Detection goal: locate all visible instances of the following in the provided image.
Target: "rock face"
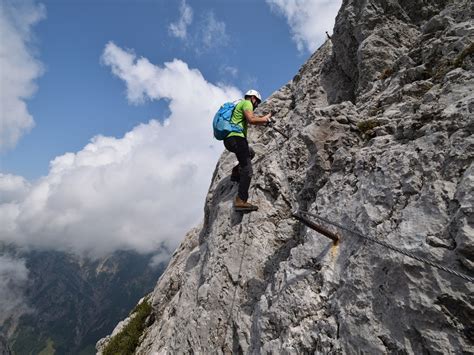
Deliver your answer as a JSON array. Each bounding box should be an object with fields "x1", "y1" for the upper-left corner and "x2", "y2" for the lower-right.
[{"x1": 99, "y1": 0, "x2": 474, "y2": 353}]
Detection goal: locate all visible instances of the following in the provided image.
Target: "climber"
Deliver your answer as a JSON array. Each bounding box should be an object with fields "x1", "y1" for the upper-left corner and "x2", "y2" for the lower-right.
[{"x1": 224, "y1": 89, "x2": 272, "y2": 212}]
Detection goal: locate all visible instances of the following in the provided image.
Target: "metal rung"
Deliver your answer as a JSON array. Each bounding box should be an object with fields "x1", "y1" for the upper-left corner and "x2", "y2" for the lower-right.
[{"x1": 292, "y1": 212, "x2": 339, "y2": 243}]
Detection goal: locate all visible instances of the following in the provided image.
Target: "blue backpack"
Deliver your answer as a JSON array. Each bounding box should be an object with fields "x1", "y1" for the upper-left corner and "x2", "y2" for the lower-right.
[{"x1": 212, "y1": 101, "x2": 243, "y2": 140}]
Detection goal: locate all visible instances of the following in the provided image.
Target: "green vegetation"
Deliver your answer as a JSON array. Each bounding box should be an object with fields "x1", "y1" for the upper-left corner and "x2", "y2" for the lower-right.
[
  {"x1": 357, "y1": 119, "x2": 380, "y2": 134},
  {"x1": 453, "y1": 42, "x2": 474, "y2": 68},
  {"x1": 78, "y1": 344, "x2": 97, "y2": 355},
  {"x1": 12, "y1": 326, "x2": 46, "y2": 355},
  {"x1": 379, "y1": 67, "x2": 394, "y2": 80},
  {"x1": 434, "y1": 43, "x2": 474, "y2": 80},
  {"x1": 433, "y1": 59, "x2": 452, "y2": 80},
  {"x1": 406, "y1": 81, "x2": 434, "y2": 99},
  {"x1": 368, "y1": 107, "x2": 383, "y2": 117},
  {"x1": 102, "y1": 298, "x2": 153, "y2": 355},
  {"x1": 39, "y1": 339, "x2": 56, "y2": 355}
]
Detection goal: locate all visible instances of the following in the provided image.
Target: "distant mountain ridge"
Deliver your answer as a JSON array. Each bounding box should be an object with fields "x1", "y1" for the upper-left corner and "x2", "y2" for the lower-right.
[{"x1": 0, "y1": 247, "x2": 164, "y2": 354}]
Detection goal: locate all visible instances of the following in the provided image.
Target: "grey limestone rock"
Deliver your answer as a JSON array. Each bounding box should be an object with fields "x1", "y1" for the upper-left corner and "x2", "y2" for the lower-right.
[{"x1": 98, "y1": 0, "x2": 474, "y2": 353}]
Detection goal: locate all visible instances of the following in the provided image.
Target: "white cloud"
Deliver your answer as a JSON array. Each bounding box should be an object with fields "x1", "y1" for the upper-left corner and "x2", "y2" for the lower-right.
[
  {"x1": 149, "y1": 248, "x2": 171, "y2": 268},
  {"x1": 168, "y1": 2, "x2": 229, "y2": 54},
  {"x1": 221, "y1": 66, "x2": 238, "y2": 78},
  {"x1": 0, "y1": 0, "x2": 45, "y2": 151},
  {"x1": 168, "y1": 0, "x2": 193, "y2": 40},
  {"x1": 0, "y1": 173, "x2": 31, "y2": 204},
  {"x1": 266, "y1": 0, "x2": 342, "y2": 52},
  {"x1": 199, "y1": 12, "x2": 229, "y2": 51},
  {"x1": 0, "y1": 255, "x2": 30, "y2": 324},
  {"x1": 0, "y1": 42, "x2": 241, "y2": 259}
]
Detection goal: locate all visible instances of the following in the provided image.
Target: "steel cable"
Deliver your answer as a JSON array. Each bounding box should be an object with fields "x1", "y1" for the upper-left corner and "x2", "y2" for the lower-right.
[{"x1": 297, "y1": 210, "x2": 474, "y2": 283}]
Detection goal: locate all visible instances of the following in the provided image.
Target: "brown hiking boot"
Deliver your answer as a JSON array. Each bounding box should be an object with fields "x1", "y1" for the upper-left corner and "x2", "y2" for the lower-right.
[{"x1": 234, "y1": 196, "x2": 258, "y2": 212}]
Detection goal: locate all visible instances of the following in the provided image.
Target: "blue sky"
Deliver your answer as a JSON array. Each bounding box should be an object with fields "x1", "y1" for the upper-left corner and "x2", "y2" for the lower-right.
[
  {"x1": 2, "y1": 0, "x2": 338, "y2": 179},
  {"x1": 0, "y1": 0, "x2": 341, "y2": 258}
]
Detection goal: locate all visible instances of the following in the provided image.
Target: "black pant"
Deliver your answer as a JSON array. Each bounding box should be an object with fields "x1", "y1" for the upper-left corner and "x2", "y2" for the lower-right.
[{"x1": 224, "y1": 136, "x2": 255, "y2": 201}]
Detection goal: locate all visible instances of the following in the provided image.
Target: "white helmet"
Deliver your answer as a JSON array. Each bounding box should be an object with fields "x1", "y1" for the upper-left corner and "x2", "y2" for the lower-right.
[{"x1": 245, "y1": 89, "x2": 262, "y2": 103}]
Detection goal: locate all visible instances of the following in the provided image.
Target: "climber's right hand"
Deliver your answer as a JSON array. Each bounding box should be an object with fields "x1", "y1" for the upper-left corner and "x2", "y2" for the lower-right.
[{"x1": 266, "y1": 116, "x2": 273, "y2": 126}]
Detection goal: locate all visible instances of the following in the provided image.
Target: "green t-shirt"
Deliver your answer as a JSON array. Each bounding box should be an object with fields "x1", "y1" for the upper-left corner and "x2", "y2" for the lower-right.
[{"x1": 227, "y1": 99, "x2": 253, "y2": 138}]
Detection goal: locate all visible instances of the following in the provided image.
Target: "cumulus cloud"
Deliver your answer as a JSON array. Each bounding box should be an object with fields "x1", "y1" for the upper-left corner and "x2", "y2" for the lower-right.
[
  {"x1": 0, "y1": 0, "x2": 45, "y2": 151},
  {"x1": 0, "y1": 173, "x2": 31, "y2": 204},
  {"x1": 266, "y1": 0, "x2": 342, "y2": 52},
  {"x1": 0, "y1": 255, "x2": 30, "y2": 324},
  {"x1": 0, "y1": 42, "x2": 241, "y2": 259},
  {"x1": 168, "y1": 0, "x2": 193, "y2": 40}
]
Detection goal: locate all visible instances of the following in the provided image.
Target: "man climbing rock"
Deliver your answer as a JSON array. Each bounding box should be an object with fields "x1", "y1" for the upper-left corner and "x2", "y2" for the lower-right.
[{"x1": 224, "y1": 89, "x2": 272, "y2": 212}]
